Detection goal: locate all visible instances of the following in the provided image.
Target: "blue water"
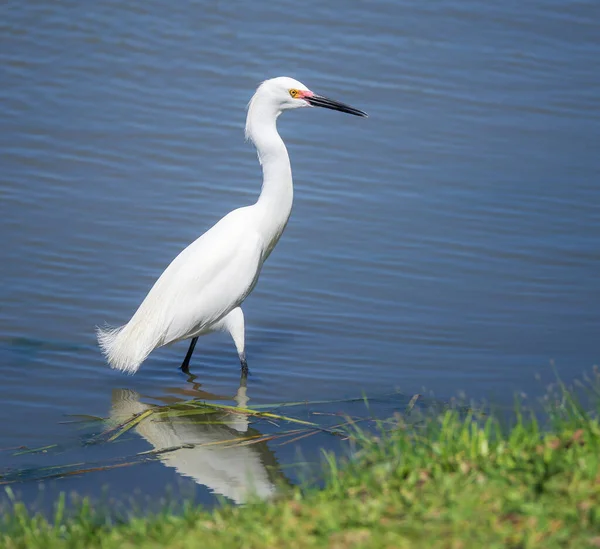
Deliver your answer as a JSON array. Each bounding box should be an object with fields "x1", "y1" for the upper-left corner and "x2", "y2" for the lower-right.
[{"x1": 1, "y1": 0, "x2": 599, "y2": 508}]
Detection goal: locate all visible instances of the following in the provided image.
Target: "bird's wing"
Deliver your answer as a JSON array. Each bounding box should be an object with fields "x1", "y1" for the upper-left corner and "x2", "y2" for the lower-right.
[{"x1": 130, "y1": 207, "x2": 264, "y2": 346}]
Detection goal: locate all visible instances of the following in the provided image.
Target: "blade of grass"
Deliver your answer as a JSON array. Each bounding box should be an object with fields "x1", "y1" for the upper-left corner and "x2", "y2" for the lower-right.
[
  {"x1": 405, "y1": 394, "x2": 421, "y2": 414},
  {"x1": 277, "y1": 429, "x2": 320, "y2": 447},
  {"x1": 12, "y1": 445, "x2": 58, "y2": 456},
  {"x1": 107, "y1": 409, "x2": 155, "y2": 442}
]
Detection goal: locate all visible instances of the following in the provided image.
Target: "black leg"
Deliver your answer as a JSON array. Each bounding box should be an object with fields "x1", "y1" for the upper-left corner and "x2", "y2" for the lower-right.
[
  {"x1": 240, "y1": 351, "x2": 249, "y2": 377},
  {"x1": 181, "y1": 337, "x2": 198, "y2": 373}
]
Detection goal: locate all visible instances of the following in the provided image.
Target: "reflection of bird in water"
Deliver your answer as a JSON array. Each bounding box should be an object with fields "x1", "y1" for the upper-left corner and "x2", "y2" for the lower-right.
[
  {"x1": 97, "y1": 77, "x2": 367, "y2": 377},
  {"x1": 109, "y1": 380, "x2": 284, "y2": 504}
]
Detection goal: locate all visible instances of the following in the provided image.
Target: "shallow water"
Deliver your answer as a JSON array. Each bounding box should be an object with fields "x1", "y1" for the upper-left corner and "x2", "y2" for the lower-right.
[{"x1": 1, "y1": 0, "x2": 599, "y2": 509}]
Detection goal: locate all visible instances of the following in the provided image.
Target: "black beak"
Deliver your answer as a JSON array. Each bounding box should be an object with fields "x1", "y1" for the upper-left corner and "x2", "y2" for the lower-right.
[{"x1": 305, "y1": 94, "x2": 368, "y2": 118}]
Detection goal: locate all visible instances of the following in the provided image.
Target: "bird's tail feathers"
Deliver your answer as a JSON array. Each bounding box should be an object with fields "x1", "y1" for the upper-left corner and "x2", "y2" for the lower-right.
[{"x1": 96, "y1": 320, "x2": 159, "y2": 375}]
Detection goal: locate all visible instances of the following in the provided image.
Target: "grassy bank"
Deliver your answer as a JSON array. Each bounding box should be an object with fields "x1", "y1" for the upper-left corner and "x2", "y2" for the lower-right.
[{"x1": 2, "y1": 386, "x2": 599, "y2": 548}]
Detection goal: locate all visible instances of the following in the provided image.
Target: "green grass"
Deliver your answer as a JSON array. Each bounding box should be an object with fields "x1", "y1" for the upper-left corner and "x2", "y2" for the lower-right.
[{"x1": 2, "y1": 382, "x2": 600, "y2": 548}]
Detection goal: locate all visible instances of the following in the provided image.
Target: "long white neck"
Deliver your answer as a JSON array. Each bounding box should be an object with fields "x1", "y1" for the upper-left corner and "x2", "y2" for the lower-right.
[{"x1": 245, "y1": 93, "x2": 294, "y2": 256}]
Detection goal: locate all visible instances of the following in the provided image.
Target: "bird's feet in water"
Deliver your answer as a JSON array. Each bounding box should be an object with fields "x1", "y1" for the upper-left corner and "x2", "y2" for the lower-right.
[
  {"x1": 240, "y1": 353, "x2": 249, "y2": 377},
  {"x1": 180, "y1": 336, "x2": 199, "y2": 374},
  {"x1": 181, "y1": 344, "x2": 249, "y2": 378}
]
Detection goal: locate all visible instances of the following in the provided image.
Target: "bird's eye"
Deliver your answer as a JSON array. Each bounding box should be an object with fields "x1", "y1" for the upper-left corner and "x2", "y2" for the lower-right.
[{"x1": 289, "y1": 89, "x2": 298, "y2": 98}]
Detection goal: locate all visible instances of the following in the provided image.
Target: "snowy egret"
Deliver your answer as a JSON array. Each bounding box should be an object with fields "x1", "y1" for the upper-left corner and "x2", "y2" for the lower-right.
[{"x1": 97, "y1": 76, "x2": 367, "y2": 376}]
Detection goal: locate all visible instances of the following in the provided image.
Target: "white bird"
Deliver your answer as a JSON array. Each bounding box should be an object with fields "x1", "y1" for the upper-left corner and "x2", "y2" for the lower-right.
[{"x1": 97, "y1": 76, "x2": 367, "y2": 376}]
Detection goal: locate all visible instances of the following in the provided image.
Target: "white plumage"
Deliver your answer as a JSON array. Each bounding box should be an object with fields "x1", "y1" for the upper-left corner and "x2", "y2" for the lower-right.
[{"x1": 97, "y1": 76, "x2": 367, "y2": 375}]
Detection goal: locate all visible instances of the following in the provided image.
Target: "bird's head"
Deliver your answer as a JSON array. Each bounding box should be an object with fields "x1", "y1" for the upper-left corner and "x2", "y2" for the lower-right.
[{"x1": 252, "y1": 76, "x2": 368, "y2": 118}]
